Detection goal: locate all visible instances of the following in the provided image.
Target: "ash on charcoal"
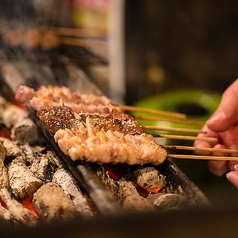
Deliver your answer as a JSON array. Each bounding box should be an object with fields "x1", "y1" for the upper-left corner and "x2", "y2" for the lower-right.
[
  {"x1": 148, "y1": 193, "x2": 187, "y2": 212},
  {"x1": 0, "y1": 160, "x2": 9, "y2": 187},
  {"x1": 119, "y1": 181, "x2": 156, "y2": 213},
  {"x1": 30, "y1": 156, "x2": 58, "y2": 183},
  {"x1": 0, "y1": 187, "x2": 37, "y2": 226},
  {"x1": 133, "y1": 166, "x2": 165, "y2": 193},
  {"x1": 95, "y1": 166, "x2": 156, "y2": 213},
  {"x1": 1, "y1": 104, "x2": 28, "y2": 128},
  {"x1": 10, "y1": 118, "x2": 39, "y2": 145},
  {"x1": 0, "y1": 94, "x2": 43, "y2": 145},
  {"x1": 0, "y1": 204, "x2": 15, "y2": 223},
  {"x1": 21, "y1": 144, "x2": 61, "y2": 167},
  {"x1": 7, "y1": 156, "x2": 43, "y2": 200},
  {"x1": 0, "y1": 112, "x2": 97, "y2": 225},
  {"x1": 23, "y1": 146, "x2": 60, "y2": 183},
  {"x1": 32, "y1": 182, "x2": 79, "y2": 223},
  {"x1": 94, "y1": 162, "x2": 204, "y2": 214},
  {"x1": 53, "y1": 168, "x2": 95, "y2": 218},
  {"x1": 0, "y1": 138, "x2": 21, "y2": 158},
  {"x1": 0, "y1": 140, "x2": 7, "y2": 161}
]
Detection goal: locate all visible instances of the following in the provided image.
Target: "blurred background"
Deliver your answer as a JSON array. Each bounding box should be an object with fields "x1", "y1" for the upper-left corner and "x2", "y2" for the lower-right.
[
  {"x1": 1, "y1": 0, "x2": 238, "y2": 206},
  {"x1": 125, "y1": 0, "x2": 238, "y2": 104},
  {"x1": 124, "y1": 0, "x2": 238, "y2": 206}
]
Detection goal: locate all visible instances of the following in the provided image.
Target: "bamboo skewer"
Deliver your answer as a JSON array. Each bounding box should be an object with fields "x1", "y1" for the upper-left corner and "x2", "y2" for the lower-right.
[
  {"x1": 120, "y1": 103, "x2": 237, "y2": 162},
  {"x1": 60, "y1": 37, "x2": 107, "y2": 50},
  {"x1": 143, "y1": 125, "x2": 205, "y2": 134},
  {"x1": 167, "y1": 154, "x2": 238, "y2": 161},
  {"x1": 119, "y1": 105, "x2": 186, "y2": 119},
  {"x1": 134, "y1": 115, "x2": 203, "y2": 126},
  {"x1": 55, "y1": 27, "x2": 106, "y2": 38},
  {"x1": 164, "y1": 145, "x2": 238, "y2": 161},
  {"x1": 155, "y1": 134, "x2": 217, "y2": 142},
  {"x1": 162, "y1": 145, "x2": 238, "y2": 154}
]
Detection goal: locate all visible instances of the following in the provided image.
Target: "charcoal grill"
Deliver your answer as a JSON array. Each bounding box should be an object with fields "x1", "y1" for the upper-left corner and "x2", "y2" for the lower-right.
[{"x1": 0, "y1": 57, "x2": 210, "y2": 219}]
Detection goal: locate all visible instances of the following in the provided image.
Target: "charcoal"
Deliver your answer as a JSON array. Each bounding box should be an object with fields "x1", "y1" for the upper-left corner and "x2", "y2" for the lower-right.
[
  {"x1": 134, "y1": 166, "x2": 165, "y2": 192},
  {"x1": 0, "y1": 187, "x2": 37, "y2": 226},
  {"x1": 11, "y1": 118, "x2": 39, "y2": 145},
  {"x1": 0, "y1": 204, "x2": 15, "y2": 222},
  {"x1": 20, "y1": 144, "x2": 60, "y2": 182},
  {"x1": 0, "y1": 160, "x2": 9, "y2": 188},
  {"x1": 32, "y1": 182, "x2": 78, "y2": 223},
  {"x1": 2, "y1": 104, "x2": 28, "y2": 128},
  {"x1": 30, "y1": 155, "x2": 57, "y2": 183},
  {"x1": 0, "y1": 140, "x2": 7, "y2": 161},
  {"x1": 0, "y1": 138, "x2": 21, "y2": 158},
  {"x1": 0, "y1": 94, "x2": 8, "y2": 107},
  {"x1": 53, "y1": 168, "x2": 95, "y2": 218},
  {"x1": 148, "y1": 193, "x2": 187, "y2": 211},
  {"x1": 123, "y1": 194, "x2": 156, "y2": 213},
  {"x1": 21, "y1": 144, "x2": 61, "y2": 168},
  {"x1": 8, "y1": 156, "x2": 43, "y2": 199}
]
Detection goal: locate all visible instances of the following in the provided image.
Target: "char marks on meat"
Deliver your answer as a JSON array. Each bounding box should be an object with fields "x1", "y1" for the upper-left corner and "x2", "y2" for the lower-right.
[
  {"x1": 15, "y1": 85, "x2": 167, "y2": 165},
  {"x1": 37, "y1": 106, "x2": 144, "y2": 136}
]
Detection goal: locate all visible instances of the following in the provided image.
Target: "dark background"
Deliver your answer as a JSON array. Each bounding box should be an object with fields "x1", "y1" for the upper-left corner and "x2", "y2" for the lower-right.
[{"x1": 125, "y1": 0, "x2": 238, "y2": 104}]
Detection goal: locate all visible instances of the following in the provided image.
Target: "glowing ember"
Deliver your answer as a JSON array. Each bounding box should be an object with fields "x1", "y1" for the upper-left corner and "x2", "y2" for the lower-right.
[
  {"x1": 22, "y1": 197, "x2": 38, "y2": 218},
  {"x1": 16, "y1": 103, "x2": 26, "y2": 110},
  {"x1": 0, "y1": 127, "x2": 11, "y2": 139},
  {"x1": 0, "y1": 198, "x2": 7, "y2": 209},
  {"x1": 143, "y1": 185, "x2": 163, "y2": 194},
  {"x1": 103, "y1": 164, "x2": 130, "y2": 181}
]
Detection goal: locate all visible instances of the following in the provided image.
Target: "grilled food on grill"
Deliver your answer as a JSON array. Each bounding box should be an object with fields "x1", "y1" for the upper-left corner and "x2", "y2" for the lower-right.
[{"x1": 15, "y1": 85, "x2": 167, "y2": 165}]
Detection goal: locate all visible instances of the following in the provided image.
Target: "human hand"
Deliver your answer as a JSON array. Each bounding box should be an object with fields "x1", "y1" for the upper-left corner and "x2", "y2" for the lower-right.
[{"x1": 193, "y1": 79, "x2": 238, "y2": 188}]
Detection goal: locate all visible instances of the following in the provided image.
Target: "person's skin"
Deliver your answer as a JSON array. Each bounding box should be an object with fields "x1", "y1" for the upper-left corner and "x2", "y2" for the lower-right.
[{"x1": 193, "y1": 79, "x2": 238, "y2": 189}]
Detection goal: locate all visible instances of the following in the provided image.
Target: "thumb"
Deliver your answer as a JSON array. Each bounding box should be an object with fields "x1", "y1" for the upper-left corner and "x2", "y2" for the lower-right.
[{"x1": 206, "y1": 79, "x2": 238, "y2": 132}]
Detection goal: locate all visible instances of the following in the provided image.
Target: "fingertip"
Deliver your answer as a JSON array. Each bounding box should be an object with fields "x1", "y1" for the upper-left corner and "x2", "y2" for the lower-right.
[
  {"x1": 208, "y1": 160, "x2": 228, "y2": 176},
  {"x1": 206, "y1": 113, "x2": 230, "y2": 132},
  {"x1": 193, "y1": 141, "x2": 211, "y2": 155},
  {"x1": 234, "y1": 164, "x2": 238, "y2": 171},
  {"x1": 229, "y1": 162, "x2": 238, "y2": 171},
  {"x1": 226, "y1": 171, "x2": 238, "y2": 189},
  {"x1": 206, "y1": 114, "x2": 223, "y2": 126},
  {"x1": 193, "y1": 140, "x2": 211, "y2": 148}
]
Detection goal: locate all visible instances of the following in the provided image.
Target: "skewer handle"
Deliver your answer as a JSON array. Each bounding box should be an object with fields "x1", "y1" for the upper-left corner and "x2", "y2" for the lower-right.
[
  {"x1": 167, "y1": 154, "x2": 238, "y2": 161},
  {"x1": 162, "y1": 145, "x2": 238, "y2": 154},
  {"x1": 119, "y1": 105, "x2": 186, "y2": 118},
  {"x1": 135, "y1": 115, "x2": 203, "y2": 126},
  {"x1": 155, "y1": 134, "x2": 217, "y2": 142},
  {"x1": 144, "y1": 125, "x2": 205, "y2": 134}
]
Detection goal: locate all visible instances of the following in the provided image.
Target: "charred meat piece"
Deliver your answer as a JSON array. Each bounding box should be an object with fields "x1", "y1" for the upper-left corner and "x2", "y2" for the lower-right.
[
  {"x1": 37, "y1": 106, "x2": 144, "y2": 136},
  {"x1": 76, "y1": 113, "x2": 144, "y2": 135},
  {"x1": 37, "y1": 106, "x2": 75, "y2": 135}
]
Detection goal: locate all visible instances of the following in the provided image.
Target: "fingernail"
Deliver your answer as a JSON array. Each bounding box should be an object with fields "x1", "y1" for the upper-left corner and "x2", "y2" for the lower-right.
[
  {"x1": 234, "y1": 164, "x2": 238, "y2": 171},
  {"x1": 226, "y1": 172, "x2": 238, "y2": 189},
  {"x1": 207, "y1": 114, "x2": 222, "y2": 124}
]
